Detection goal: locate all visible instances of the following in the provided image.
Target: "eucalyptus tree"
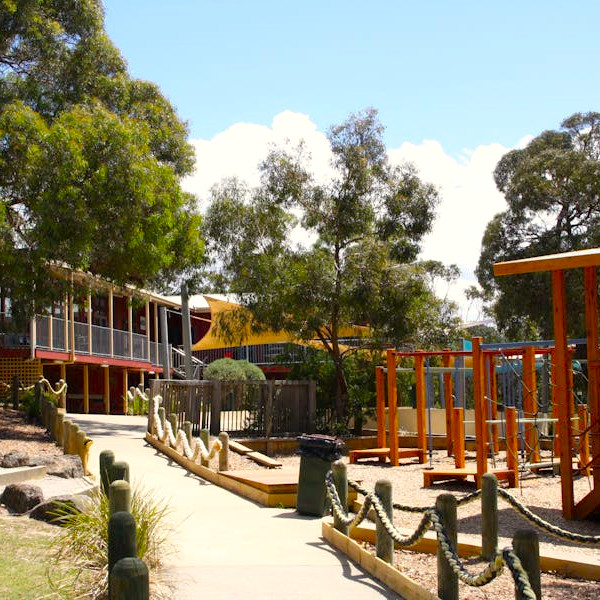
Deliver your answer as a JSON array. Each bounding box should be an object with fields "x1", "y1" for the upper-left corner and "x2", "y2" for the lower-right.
[
  {"x1": 203, "y1": 108, "x2": 459, "y2": 420},
  {"x1": 477, "y1": 112, "x2": 600, "y2": 339}
]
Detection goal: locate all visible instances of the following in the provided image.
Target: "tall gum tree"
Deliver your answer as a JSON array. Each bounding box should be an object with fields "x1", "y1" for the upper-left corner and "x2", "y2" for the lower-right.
[
  {"x1": 0, "y1": 0, "x2": 202, "y2": 321},
  {"x1": 476, "y1": 112, "x2": 600, "y2": 339},
  {"x1": 203, "y1": 109, "x2": 458, "y2": 420}
]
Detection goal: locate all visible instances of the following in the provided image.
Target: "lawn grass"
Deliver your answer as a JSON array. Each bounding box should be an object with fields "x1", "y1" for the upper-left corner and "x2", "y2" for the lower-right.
[{"x1": 0, "y1": 514, "x2": 77, "y2": 599}]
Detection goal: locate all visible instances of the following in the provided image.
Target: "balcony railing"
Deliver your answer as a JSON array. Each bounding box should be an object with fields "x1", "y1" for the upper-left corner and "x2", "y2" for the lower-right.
[
  {"x1": 22, "y1": 314, "x2": 160, "y2": 364},
  {"x1": 193, "y1": 342, "x2": 308, "y2": 366}
]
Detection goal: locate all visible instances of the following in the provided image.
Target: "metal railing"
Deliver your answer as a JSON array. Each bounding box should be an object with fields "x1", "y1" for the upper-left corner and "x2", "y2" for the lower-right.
[
  {"x1": 20, "y1": 314, "x2": 157, "y2": 364},
  {"x1": 193, "y1": 342, "x2": 307, "y2": 366}
]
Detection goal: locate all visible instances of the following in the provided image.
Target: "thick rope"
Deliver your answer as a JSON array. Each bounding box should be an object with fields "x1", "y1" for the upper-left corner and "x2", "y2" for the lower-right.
[
  {"x1": 497, "y1": 488, "x2": 600, "y2": 545},
  {"x1": 327, "y1": 472, "x2": 536, "y2": 596},
  {"x1": 151, "y1": 400, "x2": 221, "y2": 464}
]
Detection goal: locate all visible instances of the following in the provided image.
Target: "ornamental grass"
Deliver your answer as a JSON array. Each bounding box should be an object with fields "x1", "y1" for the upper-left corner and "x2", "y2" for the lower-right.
[{"x1": 47, "y1": 482, "x2": 173, "y2": 599}]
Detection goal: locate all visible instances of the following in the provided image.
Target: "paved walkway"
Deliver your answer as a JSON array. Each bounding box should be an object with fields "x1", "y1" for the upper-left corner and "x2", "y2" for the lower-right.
[{"x1": 69, "y1": 414, "x2": 400, "y2": 599}]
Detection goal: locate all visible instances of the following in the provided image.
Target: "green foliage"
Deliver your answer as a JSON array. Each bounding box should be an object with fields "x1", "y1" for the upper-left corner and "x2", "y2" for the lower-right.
[
  {"x1": 203, "y1": 357, "x2": 265, "y2": 381},
  {"x1": 287, "y1": 349, "x2": 380, "y2": 435},
  {"x1": 236, "y1": 359, "x2": 266, "y2": 381},
  {"x1": 203, "y1": 108, "x2": 459, "y2": 419},
  {"x1": 477, "y1": 112, "x2": 600, "y2": 339},
  {"x1": 19, "y1": 388, "x2": 39, "y2": 421},
  {"x1": 49, "y1": 484, "x2": 171, "y2": 599},
  {"x1": 0, "y1": 0, "x2": 203, "y2": 323}
]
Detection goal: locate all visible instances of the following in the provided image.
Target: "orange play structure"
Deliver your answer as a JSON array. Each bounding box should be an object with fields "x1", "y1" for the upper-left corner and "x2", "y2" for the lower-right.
[
  {"x1": 494, "y1": 248, "x2": 600, "y2": 520},
  {"x1": 349, "y1": 349, "x2": 427, "y2": 465}
]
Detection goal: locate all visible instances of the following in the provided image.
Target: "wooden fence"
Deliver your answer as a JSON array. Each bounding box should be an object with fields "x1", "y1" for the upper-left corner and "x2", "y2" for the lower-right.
[{"x1": 150, "y1": 379, "x2": 316, "y2": 437}]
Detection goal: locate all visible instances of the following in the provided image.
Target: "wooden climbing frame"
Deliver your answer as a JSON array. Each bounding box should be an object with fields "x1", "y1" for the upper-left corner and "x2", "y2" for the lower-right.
[{"x1": 494, "y1": 248, "x2": 600, "y2": 519}]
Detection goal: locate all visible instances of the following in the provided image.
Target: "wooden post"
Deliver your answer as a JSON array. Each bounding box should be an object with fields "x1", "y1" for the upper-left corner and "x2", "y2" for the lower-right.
[
  {"x1": 218, "y1": 431, "x2": 229, "y2": 472},
  {"x1": 108, "y1": 287, "x2": 114, "y2": 357},
  {"x1": 104, "y1": 365, "x2": 110, "y2": 415},
  {"x1": 481, "y1": 473, "x2": 498, "y2": 561},
  {"x1": 62, "y1": 419, "x2": 71, "y2": 454},
  {"x1": 522, "y1": 347, "x2": 540, "y2": 464},
  {"x1": 452, "y1": 407, "x2": 465, "y2": 468},
  {"x1": 472, "y1": 337, "x2": 488, "y2": 485},
  {"x1": 332, "y1": 460, "x2": 349, "y2": 535},
  {"x1": 210, "y1": 381, "x2": 222, "y2": 436},
  {"x1": 577, "y1": 404, "x2": 591, "y2": 477},
  {"x1": 489, "y1": 355, "x2": 499, "y2": 454},
  {"x1": 307, "y1": 380, "x2": 317, "y2": 434},
  {"x1": 200, "y1": 428, "x2": 210, "y2": 468},
  {"x1": 122, "y1": 368, "x2": 128, "y2": 415},
  {"x1": 436, "y1": 494, "x2": 458, "y2": 600},
  {"x1": 443, "y1": 351, "x2": 453, "y2": 456},
  {"x1": 583, "y1": 266, "x2": 600, "y2": 496},
  {"x1": 552, "y1": 270, "x2": 574, "y2": 519},
  {"x1": 387, "y1": 350, "x2": 399, "y2": 466},
  {"x1": 109, "y1": 557, "x2": 149, "y2": 600},
  {"x1": 506, "y1": 406, "x2": 519, "y2": 487},
  {"x1": 375, "y1": 479, "x2": 393, "y2": 564},
  {"x1": 414, "y1": 352, "x2": 427, "y2": 463},
  {"x1": 109, "y1": 480, "x2": 132, "y2": 514},
  {"x1": 513, "y1": 530, "x2": 541, "y2": 600},
  {"x1": 110, "y1": 460, "x2": 130, "y2": 484},
  {"x1": 100, "y1": 449, "x2": 116, "y2": 495},
  {"x1": 183, "y1": 421, "x2": 192, "y2": 446},
  {"x1": 550, "y1": 348, "x2": 560, "y2": 457},
  {"x1": 108, "y1": 512, "x2": 137, "y2": 574},
  {"x1": 128, "y1": 298, "x2": 133, "y2": 360},
  {"x1": 375, "y1": 366, "x2": 386, "y2": 448},
  {"x1": 83, "y1": 364, "x2": 89, "y2": 414}
]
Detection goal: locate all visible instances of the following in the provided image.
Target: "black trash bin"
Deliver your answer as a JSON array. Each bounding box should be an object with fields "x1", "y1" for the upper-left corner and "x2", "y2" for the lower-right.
[{"x1": 296, "y1": 434, "x2": 345, "y2": 516}]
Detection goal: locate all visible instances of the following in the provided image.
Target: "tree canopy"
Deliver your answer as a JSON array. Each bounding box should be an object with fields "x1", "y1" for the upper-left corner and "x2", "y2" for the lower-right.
[
  {"x1": 202, "y1": 108, "x2": 459, "y2": 419},
  {"x1": 0, "y1": 0, "x2": 202, "y2": 320},
  {"x1": 476, "y1": 111, "x2": 600, "y2": 339}
]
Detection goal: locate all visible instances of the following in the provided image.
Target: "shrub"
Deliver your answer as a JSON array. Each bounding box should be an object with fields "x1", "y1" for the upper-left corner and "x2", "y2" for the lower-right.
[
  {"x1": 203, "y1": 358, "x2": 248, "y2": 381},
  {"x1": 48, "y1": 483, "x2": 172, "y2": 599},
  {"x1": 235, "y1": 359, "x2": 266, "y2": 381}
]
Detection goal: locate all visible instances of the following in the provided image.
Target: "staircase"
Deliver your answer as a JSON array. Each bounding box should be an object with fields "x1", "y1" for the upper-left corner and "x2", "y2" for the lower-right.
[{"x1": 171, "y1": 346, "x2": 204, "y2": 379}]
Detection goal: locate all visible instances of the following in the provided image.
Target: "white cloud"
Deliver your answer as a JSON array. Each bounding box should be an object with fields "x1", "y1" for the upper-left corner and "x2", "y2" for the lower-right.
[{"x1": 184, "y1": 111, "x2": 521, "y2": 320}]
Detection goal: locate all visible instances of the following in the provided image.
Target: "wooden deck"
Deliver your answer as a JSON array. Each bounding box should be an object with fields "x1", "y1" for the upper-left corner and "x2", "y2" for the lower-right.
[{"x1": 220, "y1": 468, "x2": 299, "y2": 494}]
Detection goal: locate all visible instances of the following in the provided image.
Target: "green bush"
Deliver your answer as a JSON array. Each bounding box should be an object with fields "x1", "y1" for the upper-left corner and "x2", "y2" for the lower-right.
[
  {"x1": 203, "y1": 357, "x2": 265, "y2": 381},
  {"x1": 49, "y1": 483, "x2": 172, "y2": 598},
  {"x1": 20, "y1": 389, "x2": 40, "y2": 421}
]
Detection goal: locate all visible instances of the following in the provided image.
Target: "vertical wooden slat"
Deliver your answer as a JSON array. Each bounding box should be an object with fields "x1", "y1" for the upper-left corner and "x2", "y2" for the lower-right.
[
  {"x1": 386, "y1": 349, "x2": 399, "y2": 466},
  {"x1": 375, "y1": 366, "x2": 386, "y2": 448},
  {"x1": 443, "y1": 351, "x2": 453, "y2": 456},
  {"x1": 452, "y1": 407, "x2": 465, "y2": 468},
  {"x1": 583, "y1": 266, "x2": 600, "y2": 494},
  {"x1": 552, "y1": 269, "x2": 574, "y2": 519},
  {"x1": 523, "y1": 347, "x2": 540, "y2": 464},
  {"x1": 472, "y1": 337, "x2": 488, "y2": 485},
  {"x1": 414, "y1": 353, "x2": 427, "y2": 463}
]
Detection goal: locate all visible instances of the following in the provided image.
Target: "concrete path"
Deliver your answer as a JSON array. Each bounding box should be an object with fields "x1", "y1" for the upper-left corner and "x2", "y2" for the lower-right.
[{"x1": 70, "y1": 414, "x2": 401, "y2": 599}]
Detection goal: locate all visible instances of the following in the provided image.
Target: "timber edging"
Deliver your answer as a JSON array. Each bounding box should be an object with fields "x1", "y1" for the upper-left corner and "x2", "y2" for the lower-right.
[
  {"x1": 348, "y1": 500, "x2": 600, "y2": 582},
  {"x1": 322, "y1": 520, "x2": 438, "y2": 600},
  {"x1": 145, "y1": 432, "x2": 297, "y2": 507}
]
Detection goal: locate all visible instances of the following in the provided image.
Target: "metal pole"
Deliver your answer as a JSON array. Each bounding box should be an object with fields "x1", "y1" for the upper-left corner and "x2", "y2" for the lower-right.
[
  {"x1": 159, "y1": 306, "x2": 170, "y2": 379},
  {"x1": 181, "y1": 282, "x2": 194, "y2": 379}
]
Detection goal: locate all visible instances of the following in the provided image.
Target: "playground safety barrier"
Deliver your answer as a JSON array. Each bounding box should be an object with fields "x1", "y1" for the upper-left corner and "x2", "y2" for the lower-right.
[
  {"x1": 150, "y1": 394, "x2": 227, "y2": 470},
  {"x1": 100, "y1": 451, "x2": 150, "y2": 599},
  {"x1": 34, "y1": 378, "x2": 93, "y2": 475},
  {"x1": 324, "y1": 466, "x2": 600, "y2": 599}
]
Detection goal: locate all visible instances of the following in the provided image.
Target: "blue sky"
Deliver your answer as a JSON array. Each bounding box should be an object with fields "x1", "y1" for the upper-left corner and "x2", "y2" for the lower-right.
[{"x1": 102, "y1": 1, "x2": 600, "y2": 318}]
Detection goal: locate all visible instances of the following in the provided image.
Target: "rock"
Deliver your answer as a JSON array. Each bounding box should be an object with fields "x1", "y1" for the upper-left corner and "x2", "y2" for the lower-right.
[
  {"x1": 29, "y1": 454, "x2": 84, "y2": 478},
  {"x1": 1, "y1": 483, "x2": 44, "y2": 514},
  {"x1": 1, "y1": 451, "x2": 29, "y2": 468},
  {"x1": 46, "y1": 455, "x2": 84, "y2": 478},
  {"x1": 29, "y1": 494, "x2": 91, "y2": 525}
]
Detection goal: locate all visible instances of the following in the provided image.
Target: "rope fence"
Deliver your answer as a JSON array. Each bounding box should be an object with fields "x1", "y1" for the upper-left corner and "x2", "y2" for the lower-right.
[
  {"x1": 325, "y1": 466, "x2": 599, "y2": 599},
  {"x1": 149, "y1": 394, "x2": 228, "y2": 471}
]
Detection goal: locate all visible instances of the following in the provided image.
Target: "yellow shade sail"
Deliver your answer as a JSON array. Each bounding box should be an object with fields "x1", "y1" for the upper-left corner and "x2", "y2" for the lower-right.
[{"x1": 191, "y1": 295, "x2": 368, "y2": 354}]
